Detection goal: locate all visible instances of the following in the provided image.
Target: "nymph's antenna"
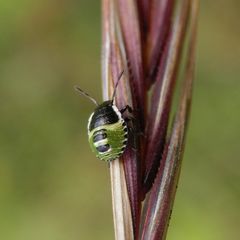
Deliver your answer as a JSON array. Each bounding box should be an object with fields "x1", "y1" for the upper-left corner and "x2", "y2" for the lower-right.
[
  {"x1": 111, "y1": 70, "x2": 124, "y2": 103},
  {"x1": 74, "y1": 86, "x2": 99, "y2": 106}
]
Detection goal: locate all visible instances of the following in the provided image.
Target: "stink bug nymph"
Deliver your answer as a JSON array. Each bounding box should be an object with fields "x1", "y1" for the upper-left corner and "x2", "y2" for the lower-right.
[{"x1": 75, "y1": 71, "x2": 132, "y2": 162}]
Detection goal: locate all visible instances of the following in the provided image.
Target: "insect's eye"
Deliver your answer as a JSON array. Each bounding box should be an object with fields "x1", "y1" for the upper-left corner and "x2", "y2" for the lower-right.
[{"x1": 96, "y1": 144, "x2": 110, "y2": 153}]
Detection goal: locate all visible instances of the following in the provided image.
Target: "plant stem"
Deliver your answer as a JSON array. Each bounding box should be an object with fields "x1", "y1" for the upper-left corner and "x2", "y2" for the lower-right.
[{"x1": 110, "y1": 160, "x2": 134, "y2": 240}]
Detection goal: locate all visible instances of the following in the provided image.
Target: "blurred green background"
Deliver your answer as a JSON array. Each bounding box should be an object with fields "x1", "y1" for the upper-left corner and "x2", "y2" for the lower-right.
[{"x1": 0, "y1": 0, "x2": 239, "y2": 239}]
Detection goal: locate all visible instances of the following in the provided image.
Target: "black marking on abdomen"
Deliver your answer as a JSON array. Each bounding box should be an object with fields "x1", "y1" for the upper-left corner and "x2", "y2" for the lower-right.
[
  {"x1": 93, "y1": 130, "x2": 107, "y2": 143},
  {"x1": 96, "y1": 144, "x2": 110, "y2": 153}
]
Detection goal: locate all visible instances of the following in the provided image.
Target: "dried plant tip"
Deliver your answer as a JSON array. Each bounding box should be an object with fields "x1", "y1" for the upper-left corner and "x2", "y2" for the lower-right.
[
  {"x1": 140, "y1": 1, "x2": 199, "y2": 239},
  {"x1": 143, "y1": 0, "x2": 190, "y2": 194},
  {"x1": 101, "y1": 0, "x2": 198, "y2": 239}
]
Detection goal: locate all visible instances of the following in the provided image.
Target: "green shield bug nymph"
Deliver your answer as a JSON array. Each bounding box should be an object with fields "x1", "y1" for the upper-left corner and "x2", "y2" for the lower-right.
[{"x1": 75, "y1": 71, "x2": 132, "y2": 162}]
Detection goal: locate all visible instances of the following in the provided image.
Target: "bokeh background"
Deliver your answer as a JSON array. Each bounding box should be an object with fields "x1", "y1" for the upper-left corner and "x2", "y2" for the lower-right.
[{"x1": 0, "y1": 1, "x2": 239, "y2": 239}]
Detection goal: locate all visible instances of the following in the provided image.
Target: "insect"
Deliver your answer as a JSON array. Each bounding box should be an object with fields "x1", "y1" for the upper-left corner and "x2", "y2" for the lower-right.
[{"x1": 75, "y1": 71, "x2": 132, "y2": 162}]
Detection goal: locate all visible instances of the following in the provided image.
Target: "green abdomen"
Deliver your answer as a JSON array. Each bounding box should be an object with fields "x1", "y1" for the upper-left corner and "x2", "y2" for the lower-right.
[{"x1": 88, "y1": 121, "x2": 128, "y2": 161}]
